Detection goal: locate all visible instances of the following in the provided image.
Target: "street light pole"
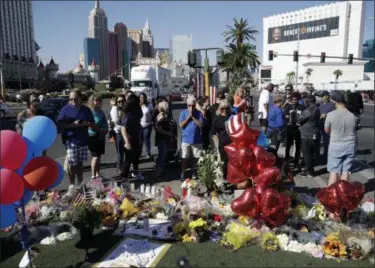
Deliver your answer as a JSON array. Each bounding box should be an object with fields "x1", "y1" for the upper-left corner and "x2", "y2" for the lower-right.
[
  {"x1": 204, "y1": 50, "x2": 210, "y2": 97},
  {"x1": 295, "y1": 31, "x2": 300, "y2": 91},
  {"x1": 17, "y1": 42, "x2": 22, "y2": 90}
]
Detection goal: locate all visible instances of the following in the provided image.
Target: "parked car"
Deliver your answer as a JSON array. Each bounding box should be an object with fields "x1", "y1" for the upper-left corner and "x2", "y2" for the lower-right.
[
  {"x1": 171, "y1": 90, "x2": 182, "y2": 101},
  {"x1": 0, "y1": 103, "x2": 9, "y2": 119}
]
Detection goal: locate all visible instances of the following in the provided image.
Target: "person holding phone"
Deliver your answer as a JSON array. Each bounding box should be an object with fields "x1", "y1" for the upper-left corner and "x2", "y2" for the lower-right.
[{"x1": 57, "y1": 89, "x2": 96, "y2": 196}]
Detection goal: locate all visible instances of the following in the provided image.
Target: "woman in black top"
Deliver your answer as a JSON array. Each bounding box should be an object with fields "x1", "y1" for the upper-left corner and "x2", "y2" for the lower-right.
[
  {"x1": 197, "y1": 96, "x2": 210, "y2": 150},
  {"x1": 154, "y1": 100, "x2": 173, "y2": 177},
  {"x1": 211, "y1": 100, "x2": 232, "y2": 179}
]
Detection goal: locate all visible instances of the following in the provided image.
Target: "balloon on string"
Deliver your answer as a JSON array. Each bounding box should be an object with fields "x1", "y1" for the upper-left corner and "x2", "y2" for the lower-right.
[
  {"x1": 0, "y1": 130, "x2": 28, "y2": 170},
  {"x1": 13, "y1": 189, "x2": 34, "y2": 207},
  {"x1": 48, "y1": 162, "x2": 65, "y2": 190},
  {"x1": 16, "y1": 148, "x2": 41, "y2": 175},
  {"x1": 0, "y1": 169, "x2": 25, "y2": 205},
  {"x1": 0, "y1": 205, "x2": 17, "y2": 229},
  {"x1": 23, "y1": 156, "x2": 58, "y2": 191},
  {"x1": 22, "y1": 116, "x2": 57, "y2": 152}
]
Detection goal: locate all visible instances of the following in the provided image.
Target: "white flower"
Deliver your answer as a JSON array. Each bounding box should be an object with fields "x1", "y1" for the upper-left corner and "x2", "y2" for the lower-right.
[
  {"x1": 155, "y1": 212, "x2": 168, "y2": 220},
  {"x1": 276, "y1": 234, "x2": 289, "y2": 250},
  {"x1": 41, "y1": 236, "x2": 57, "y2": 245}
]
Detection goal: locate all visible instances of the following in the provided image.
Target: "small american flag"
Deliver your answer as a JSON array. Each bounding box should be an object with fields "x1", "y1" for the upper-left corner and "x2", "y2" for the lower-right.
[{"x1": 73, "y1": 183, "x2": 94, "y2": 206}]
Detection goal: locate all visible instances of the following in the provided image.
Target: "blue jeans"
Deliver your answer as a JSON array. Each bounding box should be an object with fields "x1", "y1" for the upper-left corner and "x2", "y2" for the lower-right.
[
  {"x1": 156, "y1": 139, "x2": 168, "y2": 170},
  {"x1": 140, "y1": 125, "x2": 152, "y2": 155},
  {"x1": 115, "y1": 133, "x2": 125, "y2": 168}
]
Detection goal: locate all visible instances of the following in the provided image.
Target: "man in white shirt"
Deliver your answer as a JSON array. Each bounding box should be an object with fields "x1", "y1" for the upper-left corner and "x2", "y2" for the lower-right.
[{"x1": 258, "y1": 83, "x2": 274, "y2": 131}]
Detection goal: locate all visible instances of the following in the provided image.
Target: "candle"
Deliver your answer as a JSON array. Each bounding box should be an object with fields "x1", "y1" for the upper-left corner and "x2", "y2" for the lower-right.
[
  {"x1": 145, "y1": 185, "x2": 151, "y2": 197},
  {"x1": 151, "y1": 186, "x2": 156, "y2": 197},
  {"x1": 140, "y1": 184, "x2": 145, "y2": 195}
]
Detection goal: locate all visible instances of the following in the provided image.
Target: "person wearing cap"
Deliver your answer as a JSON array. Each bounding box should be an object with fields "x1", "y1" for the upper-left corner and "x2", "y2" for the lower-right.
[
  {"x1": 319, "y1": 90, "x2": 336, "y2": 159},
  {"x1": 258, "y1": 83, "x2": 275, "y2": 131},
  {"x1": 324, "y1": 90, "x2": 358, "y2": 186},
  {"x1": 179, "y1": 95, "x2": 203, "y2": 181},
  {"x1": 298, "y1": 95, "x2": 321, "y2": 177},
  {"x1": 283, "y1": 92, "x2": 305, "y2": 169}
]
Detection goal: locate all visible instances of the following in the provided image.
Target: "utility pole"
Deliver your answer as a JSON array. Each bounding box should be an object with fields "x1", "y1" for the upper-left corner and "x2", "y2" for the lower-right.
[
  {"x1": 295, "y1": 31, "x2": 300, "y2": 91},
  {"x1": 0, "y1": 59, "x2": 4, "y2": 98}
]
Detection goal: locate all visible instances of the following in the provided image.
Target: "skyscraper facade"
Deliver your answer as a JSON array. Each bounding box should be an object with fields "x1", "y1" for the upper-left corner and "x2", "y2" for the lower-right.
[
  {"x1": 128, "y1": 30, "x2": 143, "y2": 59},
  {"x1": 142, "y1": 19, "x2": 154, "y2": 57},
  {"x1": 0, "y1": 0, "x2": 37, "y2": 86},
  {"x1": 114, "y1": 22, "x2": 128, "y2": 71},
  {"x1": 170, "y1": 35, "x2": 193, "y2": 75},
  {"x1": 363, "y1": 39, "x2": 374, "y2": 73},
  {"x1": 88, "y1": 0, "x2": 108, "y2": 79},
  {"x1": 84, "y1": 38, "x2": 100, "y2": 70},
  {"x1": 108, "y1": 32, "x2": 118, "y2": 76}
]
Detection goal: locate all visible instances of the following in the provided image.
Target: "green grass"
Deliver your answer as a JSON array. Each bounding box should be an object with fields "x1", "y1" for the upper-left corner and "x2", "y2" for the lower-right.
[{"x1": 0, "y1": 230, "x2": 372, "y2": 268}]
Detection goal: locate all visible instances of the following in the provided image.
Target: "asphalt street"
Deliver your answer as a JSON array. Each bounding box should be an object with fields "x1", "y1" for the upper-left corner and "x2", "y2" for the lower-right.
[{"x1": 0, "y1": 95, "x2": 373, "y2": 198}]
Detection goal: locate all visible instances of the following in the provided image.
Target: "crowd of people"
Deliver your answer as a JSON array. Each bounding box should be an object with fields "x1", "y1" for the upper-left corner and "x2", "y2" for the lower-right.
[
  {"x1": 258, "y1": 83, "x2": 363, "y2": 186},
  {"x1": 12, "y1": 83, "x2": 365, "y2": 195}
]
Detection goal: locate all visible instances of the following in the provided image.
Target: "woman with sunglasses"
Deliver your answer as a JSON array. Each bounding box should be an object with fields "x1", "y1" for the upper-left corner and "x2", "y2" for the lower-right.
[
  {"x1": 87, "y1": 95, "x2": 108, "y2": 179},
  {"x1": 110, "y1": 94, "x2": 126, "y2": 174},
  {"x1": 211, "y1": 100, "x2": 232, "y2": 179}
]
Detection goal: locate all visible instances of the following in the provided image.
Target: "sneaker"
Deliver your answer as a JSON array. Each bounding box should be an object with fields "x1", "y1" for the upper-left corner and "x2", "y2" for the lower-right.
[{"x1": 131, "y1": 172, "x2": 144, "y2": 180}]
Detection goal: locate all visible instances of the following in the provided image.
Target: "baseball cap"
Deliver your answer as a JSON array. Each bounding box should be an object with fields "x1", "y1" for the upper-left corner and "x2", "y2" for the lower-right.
[
  {"x1": 321, "y1": 90, "x2": 330, "y2": 97},
  {"x1": 330, "y1": 90, "x2": 346, "y2": 103}
]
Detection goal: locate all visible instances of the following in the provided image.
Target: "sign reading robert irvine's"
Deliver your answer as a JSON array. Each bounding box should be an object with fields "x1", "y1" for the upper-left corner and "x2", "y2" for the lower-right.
[{"x1": 268, "y1": 16, "x2": 339, "y2": 44}]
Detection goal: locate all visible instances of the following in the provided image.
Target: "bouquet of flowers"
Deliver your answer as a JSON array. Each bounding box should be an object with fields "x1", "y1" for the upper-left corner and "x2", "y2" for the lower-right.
[
  {"x1": 262, "y1": 232, "x2": 281, "y2": 252},
  {"x1": 181, "y1": 179, "x2": 199, "y2": 197},
  {"x1": 322, "y1": 232, "x2": 348, "y2": 259},
  {"x1": 197, "y1": 150, "x2": 226, "y2": 192},
  {"x1": 108, "y1": 186, "x2": 125, "y2": 204}
]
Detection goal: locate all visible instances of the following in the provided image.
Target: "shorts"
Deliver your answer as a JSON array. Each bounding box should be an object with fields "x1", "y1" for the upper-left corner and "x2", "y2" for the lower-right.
[
  {"x1": 327, "y1": 142, "x2": 356, "y2": 173},
  {"x1": 88, "y1": 135, "x2": 106, "y2": 156},
  {"x1": 181, "y1": 143, "x2": 202, "y2": 159},
  {"x1": 66, "y1": 142, "x2": 88, "y2": 166},
  {"x1": 259, "y1": 118, "x2": 268, "y2": 127}
]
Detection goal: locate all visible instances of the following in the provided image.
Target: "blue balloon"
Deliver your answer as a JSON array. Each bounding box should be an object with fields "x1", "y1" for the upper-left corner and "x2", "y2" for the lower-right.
[
  {"x1": 13, "y1": 189, "x2": 34, "y2": 207},
  {"x1": 48, "y1": 162, "x2": 65, "y2": 189},
  {"x1": 256, "y1": 130, "x2": 270, "y2": 148},
  {"x1": 22, "y1": 116, "x2": 57, "y2": 152},
  {"x1": 0, "y1": 205, "x2": 17, "y2": 229}
]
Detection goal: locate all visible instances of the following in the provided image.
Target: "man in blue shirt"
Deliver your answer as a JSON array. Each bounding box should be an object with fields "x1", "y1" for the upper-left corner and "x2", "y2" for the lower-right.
[
  {"x1": 319, "y1": 90, "x2": 336, "y2": 160},
  {"x1": 179, "y1": 95, "x2": 203, "y2": 181},
  {"x1": 57, "y1": 89, "x2": 95, "y2": 192}
]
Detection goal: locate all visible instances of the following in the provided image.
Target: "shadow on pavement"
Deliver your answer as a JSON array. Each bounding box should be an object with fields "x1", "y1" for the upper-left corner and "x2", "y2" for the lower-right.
[{"x1": 357, "y1": 149, "x2": 372, "y2": 156}]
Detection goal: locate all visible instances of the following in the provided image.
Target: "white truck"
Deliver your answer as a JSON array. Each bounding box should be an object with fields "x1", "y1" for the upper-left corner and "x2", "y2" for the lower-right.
[{"x1": 130, "y1": 65, "x2": 172, "y2": 102}]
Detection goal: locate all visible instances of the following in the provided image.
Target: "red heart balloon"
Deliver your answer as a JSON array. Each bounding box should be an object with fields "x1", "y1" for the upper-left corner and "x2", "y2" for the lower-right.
[
  {"x1": 253, "y1": 167, "x2": 281, "y2": 190},
  {"x1": 224, "y1": 143, "x2": 238, "y2": 162},
  {"x1": 335, "y1": 180, "x2": 365, "y2": 212},
  {"x1": 236, "y1": 147, "x2": 256, "y2": 176},
  {"x1": 316, "y1": 185, "x2": 341, "y2": 215},
  {"x1": 229, "y1": 124, "x2": 260, "y2": 147},
  {"x1": 260, "y1": 188, "x2": 291, "y2": 227},
  {"x1": 252, "y1": 145, "x2": 276, "y2": 168},
  {"x1": 231, "y1": 188, "x2": 260, "y2": 218},
  {"x1": 226, "y1": 162, "x2": 248, "y2": 184}
]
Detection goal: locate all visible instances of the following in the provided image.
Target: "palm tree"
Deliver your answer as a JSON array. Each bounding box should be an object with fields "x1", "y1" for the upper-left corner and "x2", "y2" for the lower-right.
[
  {"x1": 305, "y1": 68, "x2": 313, "y2": 84},
  {"x1": 223, "y1": 18, "x2": 259, "y2": 47},
  {"x1": 220, "y1": 43, "x2": 259, "y2": 73},
  {"x1": 286, "y1": 71, "x2": 295, "y2": 83},
  {"x1": 333, "y1": 69, "x2": 343, "y2": 90}
]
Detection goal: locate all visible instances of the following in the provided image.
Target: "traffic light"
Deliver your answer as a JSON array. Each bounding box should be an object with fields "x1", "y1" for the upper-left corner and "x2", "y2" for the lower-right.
[
  {"x1": 68, "y1": 73, "x2": 74, "y2": 84},
  {"x1": 320, "y1": 52, "x2": 326, "y2": 63},
  {"x1": 216, "y1": 49, "x2": 224, "y2": 65},
  {"x1": 348, "y1": 54, "x2": 353, "y2": 64},
  {"x1": 187, "y1": 51, "x2": 196, "y2": 67},
  {"x1": 268, "y1": 50, "x2": 274, "y2": 61},
  {"x1": 293, "y1": 51, "x2": 299, "y2": 62}
]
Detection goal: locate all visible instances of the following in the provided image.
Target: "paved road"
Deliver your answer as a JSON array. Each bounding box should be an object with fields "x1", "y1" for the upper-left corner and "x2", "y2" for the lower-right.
[{"x1": 0, "y1": 96, "x2": 373, "y2": 199}]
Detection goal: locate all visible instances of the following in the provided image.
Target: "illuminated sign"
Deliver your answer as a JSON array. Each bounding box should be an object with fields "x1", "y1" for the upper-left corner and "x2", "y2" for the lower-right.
[{"x1": 268, "y1": 16, "x2": 339, "y2": 44}]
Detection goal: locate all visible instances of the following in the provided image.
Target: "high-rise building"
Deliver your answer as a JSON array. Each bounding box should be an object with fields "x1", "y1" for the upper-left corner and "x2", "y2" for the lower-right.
[
  {"x1": 363, "y1": 39, "x2": 374, "y2": 73},
  {"x1": 128, "y1": 29, "x2": 143, "y2": 59},
  {"x1": 195, "y1": 51, "x2": 202, "y2": 67},
  {"x1": 108, "y1": 31, "x2": 118, "y2": 76},
  {"x1": 114, "y1": 22, "x2": 128, "y2": 71},
  {"x1": 88, "y1": 0, "x2": 108, "y2": 79},
  {"x1": 170, "y1": 35, "x2": 193, "y2": 75},
  {"x1": 0, "y1": 0, "x2": 38, "y2": 87},
  {"x1": 84, "y1": 38, "x2": 100, "y2": 70},
  {"x1": 142, "y1": 19, "x2": 154, "y2": 57}
]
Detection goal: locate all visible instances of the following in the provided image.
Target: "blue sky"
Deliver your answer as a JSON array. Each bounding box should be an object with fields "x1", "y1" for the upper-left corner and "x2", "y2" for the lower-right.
[{"x1": 34, "y1": 1, "x2": 374, "y2": 72}]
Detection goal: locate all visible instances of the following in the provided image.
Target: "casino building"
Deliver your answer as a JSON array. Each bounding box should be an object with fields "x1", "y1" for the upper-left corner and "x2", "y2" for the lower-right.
[{"x1": 262, "y1": 1, "x2": 368, "y2": 90}]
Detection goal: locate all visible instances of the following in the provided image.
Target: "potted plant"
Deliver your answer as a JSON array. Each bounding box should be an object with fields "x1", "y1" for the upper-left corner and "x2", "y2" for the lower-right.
[
  {"x1": 197, "y1": 150, "x2": 226, "y2": 193},
  {"x1": 71, "y1": 204, "x2": 101, "y2": 247}
]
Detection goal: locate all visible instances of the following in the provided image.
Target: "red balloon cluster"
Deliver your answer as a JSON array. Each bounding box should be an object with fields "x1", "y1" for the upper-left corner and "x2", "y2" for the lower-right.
[
  {"x1": 317, "y1": 180, "x2": 365, "y2": 216},
  {"x1": 224, "y1": 116, "x2": 294, "y2": 227},
  {"x1": 231, "y1": 187, "x2": 291, "y2": 227},
  {"x1": 0, "y1": 130, "x2": 59, "y2": 205}
]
